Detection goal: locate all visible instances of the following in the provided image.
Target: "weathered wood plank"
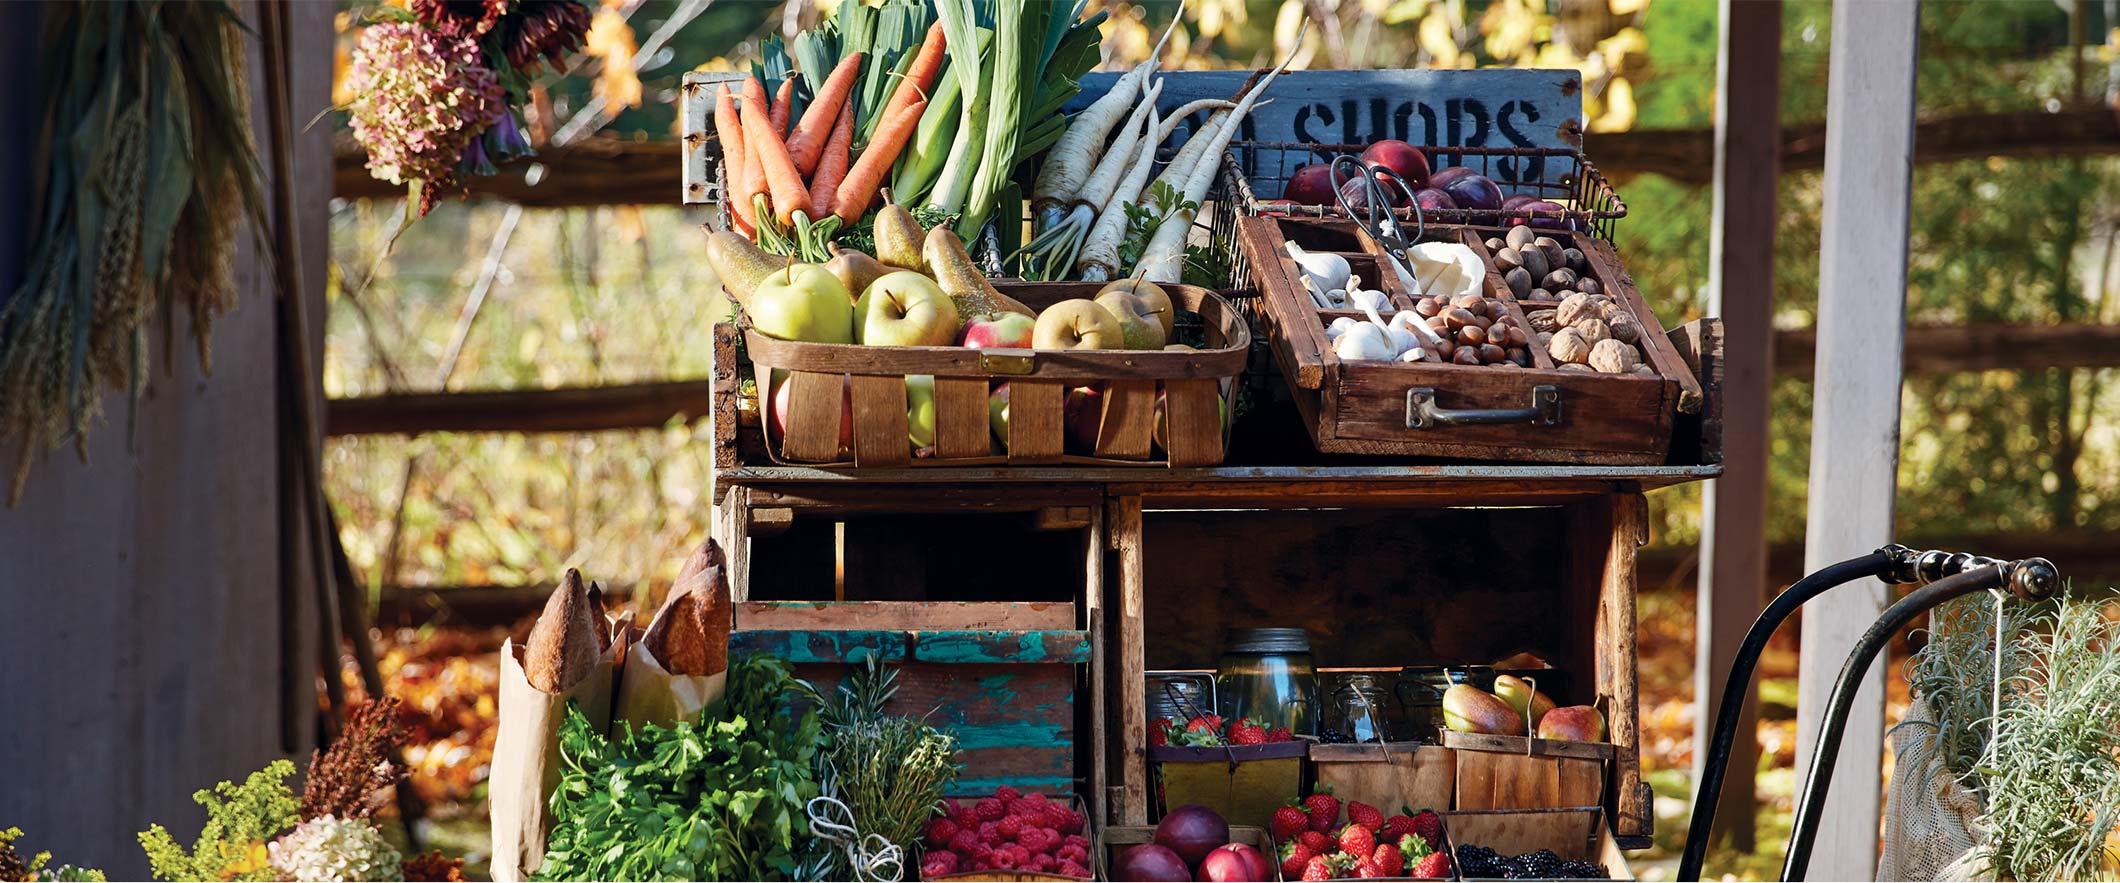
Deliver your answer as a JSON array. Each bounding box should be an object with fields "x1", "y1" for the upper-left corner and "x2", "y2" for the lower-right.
[
  {"x1": 735, "y1": 601, "x2": 1077, "y2": 632},
  {"x1": 912, "y1": 630, "x2": 1093, "y2": 665},
  {"x1": 1108, "y1": 496, "x2": 1149, "y2": 825},
  {"x1": 729, "y1": 629, "x2": 907, "y2": 663},
  {"x1": 798, "y1": 661, "x2": 1077, "y2": 794}
]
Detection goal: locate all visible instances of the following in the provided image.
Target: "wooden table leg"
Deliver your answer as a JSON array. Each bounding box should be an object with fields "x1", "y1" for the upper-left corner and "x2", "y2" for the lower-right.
[
  {"x1": 1107, "y1": 495, "x2": 1148, "y2": 825},
  {"x1": 1599, "y1": 492, "x2": 1651, "y2": 845}
]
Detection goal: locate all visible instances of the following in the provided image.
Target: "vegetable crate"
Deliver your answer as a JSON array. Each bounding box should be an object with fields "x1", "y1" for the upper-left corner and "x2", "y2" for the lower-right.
[
  {"x1": 1232, "y1": 216, "x2": 1702, "y2": 465},
  {"x1": 1439, "y1": 731, "x2": 1613, "y2": 813},
  {"x1": 1099, "y1": 825, "x2": 1277, "y2": 882},
  {"x1": 1147, "y1": 741, "x2": 1306, "y2": 827},
  {"x1": 745, "y1": 282, "x2": 1248, "y2": 468},
  {"x1": 1445, "y1": 807, "x2": 1633, "y2": 881},
  {"x1": 1307, "y1": 742, "x2": 1455, "y2": 817}
]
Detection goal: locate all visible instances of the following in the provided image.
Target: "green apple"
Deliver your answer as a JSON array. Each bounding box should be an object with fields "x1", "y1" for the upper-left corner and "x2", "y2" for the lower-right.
[
  {"x1": 749, "y1": 263, "x2": 853, "y2": 343},
  {"x1": 1032, "y1": 299, "x2": 1125, "y2": 350},
  {"x1": 855, "y1": 271, "x2": 961, "y2": 346},
  {"x1": 907, "y1": 374, "x2": 938, "y2": 449},
  {"x1": 1096, "y1": 278, "x2": 1175, "y2": 338},
  {"x1": 1095, "y1": 289, "x2": 1170, "y2": 350},
  {"x1": 988, "y1": 383, "x2": 1011, "y2": 445}
]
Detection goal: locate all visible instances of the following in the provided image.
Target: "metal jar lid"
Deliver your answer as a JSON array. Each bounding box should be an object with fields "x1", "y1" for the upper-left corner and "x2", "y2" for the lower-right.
[{"x1": 1222, "y1": 627, "x2": 1313, "y2": 655}]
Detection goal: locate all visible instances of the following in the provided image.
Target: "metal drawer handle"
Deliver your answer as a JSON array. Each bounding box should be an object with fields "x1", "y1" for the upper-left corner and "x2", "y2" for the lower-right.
[{"x1": 1406, "y1": 385, "x2": 1562, "y2": 429}]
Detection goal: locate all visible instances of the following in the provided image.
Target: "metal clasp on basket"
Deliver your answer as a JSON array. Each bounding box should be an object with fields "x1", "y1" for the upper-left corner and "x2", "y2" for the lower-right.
[
  {"x1": 1406, "y1": 385, "x2": 1562, "y2": 429},
  {"x1": 979, "y1": 353, "x2": 1035, "y2": 375}
]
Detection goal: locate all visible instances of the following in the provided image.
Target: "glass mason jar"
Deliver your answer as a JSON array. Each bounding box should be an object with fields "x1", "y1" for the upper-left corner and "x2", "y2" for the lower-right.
[
  {"x1": 1215, "y1": 628, "x2": 1317, "y2": 736},
  {"x1": 1146, "y1": 672, "x2": 1216, "y2": 726},
  {"x1": 1329, "y1": 673, "x2": 1396, "y2": 743},
  {"x1": 1395, "y1": 664, "x2": 1497, "y2": 742}
]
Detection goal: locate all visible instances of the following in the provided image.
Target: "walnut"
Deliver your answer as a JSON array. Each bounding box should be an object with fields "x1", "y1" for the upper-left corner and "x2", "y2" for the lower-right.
[
  {"x1": 1589, "y1": 338, "x2": 1642, "y2": 374},
  {"x1": 1631, "y1": 363, "x2": 1658, "y2": 377},
  {"x1": 1572, "y1": 318, "x2": 1612, "y2": 345},
  {"x1": 1549, "y1": 327, "x2": 1592, "y2": 364},
  {"x1": 1556, "y1": 293, "x2": 1596, "y2": 326},
  {"x1": 1606, "y1": 312, "x2": 1641, "y2": 345},
  {"x1": 1528, "y1": 310, "x2": 1560, "y2": 333},
  {"x1": 1557, "y1": 362, "x2": 1591, "y2": 372}
]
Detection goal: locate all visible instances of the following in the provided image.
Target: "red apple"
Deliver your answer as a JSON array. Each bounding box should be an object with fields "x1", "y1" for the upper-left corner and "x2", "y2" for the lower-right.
[
  {"x1": 1537, "y1": 705, "x2": 1607, "y2": 742},
  {"x1": 1198, "y1": 843, "x2": 1270, "y2": 881},
  {"x1": 1282, "y1": 163, "x2": 1336, "y2": 205},
  {"x1": 1064, "y1": 385, "x2": 1105, "y2": 453},
  {"x1": 1360, "y1": 140, "x2": 1431, "y2": 189},
  {"x1": 960, "y1": 311, "x2": 1037, "y2": 348},
  {"x1": 770, "y1": 372, "x2": 852, "y2": 456}
]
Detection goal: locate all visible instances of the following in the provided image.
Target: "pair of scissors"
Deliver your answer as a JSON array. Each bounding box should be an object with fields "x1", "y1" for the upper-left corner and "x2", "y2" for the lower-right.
[{"x1": 1328, "y1": 154, "x2": 1425, "y2": 260}]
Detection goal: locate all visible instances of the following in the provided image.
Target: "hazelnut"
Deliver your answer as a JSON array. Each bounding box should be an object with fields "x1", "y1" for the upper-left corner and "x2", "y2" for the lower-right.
[
  {"x1": 1459, "y1": 324, "x2": 1488, "y2": 346},
  {"x1": 1433, "y1": 339, "x2": 1455, "y2": 359},
  {"x1": 1427, "y1": 314, "x2": 1451, "y2": 331},
  {"x1": 1490, "y1": 360, "x2": 1520, "y2": 368},
  {"x1": 1414, "y1": 298, "x2": 1442, "y2": 318},
  {"x1": 1479, "y1": 343, "x2": 1507, "y2": 363},
  {"x1": 1507, "y1": 345, "x2": 1529, "y2": 365},
  {"x1": 1504, "y1": 267, "x2": 1533, "y2": 298},
  {"x1": 1503, "y1": 325, "x2": 1532, "y2": 347},
  {"x1": 1589, "y1": 338, "x2": 1642, "y2": 374},
  {"x1": 1572, "y1": 318, "x2": 1613, "y2": 345},
  {"x1": 1471, "y1": 314, "x2": 1493, "y2": 331},
  {"x1": 1549, "y1": 327, "x2": 1592, "y2": 364},
  {"x1": 1452, "y1": 293, "x2": 1486, "y2": 311},
  {"x1": 1506, "y1": 225, "x2": 1538, "y2": 249},
  {"x1": 1445, "y1": 307, "x2": 1478, "y2": 329},
  {"x1": 1453, "y1": 346, "x2": 1483, "y2": 366},
  {"x1": 1556, "y1": 293, "x2": 1596, "y2": 326}
]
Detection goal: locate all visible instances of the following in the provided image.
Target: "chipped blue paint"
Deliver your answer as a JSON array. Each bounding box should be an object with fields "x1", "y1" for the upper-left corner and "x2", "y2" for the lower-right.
[
  {"x1": 944, "y1": 721, "x2": 1071, "y2": 752},
  {"x1": 913, "y1": 630, "x2": 1091, "y2": 664},
  {"x1": 730, "y1": 629, "x2": 906, "y2": 663}
]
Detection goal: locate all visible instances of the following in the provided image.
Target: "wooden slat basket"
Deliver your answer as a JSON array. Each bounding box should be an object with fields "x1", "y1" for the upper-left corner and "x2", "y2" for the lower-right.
[
  {"x1": 1446, "y1": 807, "x2": 1633, "y2": 881},
  {"x1": 748, "y1": 282, "x2": 1248, "y2": 469},
  {"x1": 1440, "y1": 731, "x2": 1613, "y2": 813},
  {"x1": 1236, "y1": 216, "x2": 1702, "y2": 465}
]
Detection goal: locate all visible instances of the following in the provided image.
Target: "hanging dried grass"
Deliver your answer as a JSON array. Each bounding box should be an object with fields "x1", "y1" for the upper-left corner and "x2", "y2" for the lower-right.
[{"x1": 0, "y1": 1, "x2": 266, "y2": 503}]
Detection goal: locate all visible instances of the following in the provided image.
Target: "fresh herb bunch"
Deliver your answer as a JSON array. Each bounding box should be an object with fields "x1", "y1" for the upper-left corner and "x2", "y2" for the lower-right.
[
  {"x1": 1118, "y1": 182, "x2": 1196, "y2": 272},
  {"x1": 0, "y1": 827, "x2": 105, "y2": 882},
  {"x1": 138, "y1": 760, "x2": 300, "y2": 882},
  {"x1": 1898, "y1": 595, "x2": 2037, "y2": 797},
  {"x1": 1976, "y1": 593, "x2": 2120, "y2": 881},
  {"x1": 535, "y1": 654, "x2": 825, "y2": 882},
  {"x1": 798, "y1": 657, "x2": 962, "y2": 881}
]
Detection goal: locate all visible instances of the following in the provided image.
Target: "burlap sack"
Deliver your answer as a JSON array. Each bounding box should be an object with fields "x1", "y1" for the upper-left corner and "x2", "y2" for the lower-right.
[
  {"x1": 1878, "y1": 697, "x2": 1989, "y2": 882},
  {"x1": 490, "y1": 638, "x2": 616, "y2": 882}
]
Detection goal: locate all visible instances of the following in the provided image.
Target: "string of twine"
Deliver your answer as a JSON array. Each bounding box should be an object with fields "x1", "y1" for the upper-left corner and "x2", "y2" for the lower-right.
[
  {"x1": 806, "y1": 795, "x2": 904, "y2": 882},
  {"x1": 1990, "y1": 588, "x2": 2005, "y2": 751}
]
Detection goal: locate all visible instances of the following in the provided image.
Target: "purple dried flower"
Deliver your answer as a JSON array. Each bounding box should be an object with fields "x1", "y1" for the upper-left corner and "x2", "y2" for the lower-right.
[{"x1": 346, "y1": 22, "x2": 505, "y2": 193}]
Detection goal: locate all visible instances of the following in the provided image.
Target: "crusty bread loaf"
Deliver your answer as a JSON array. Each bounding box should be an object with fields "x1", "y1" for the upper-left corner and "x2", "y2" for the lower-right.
[
  {"x1": 641, "y1": 541, "x2": 732, "y2": 677},
  {"x1": 523, "y1": 569, "x2": 600, "y2": 693}
]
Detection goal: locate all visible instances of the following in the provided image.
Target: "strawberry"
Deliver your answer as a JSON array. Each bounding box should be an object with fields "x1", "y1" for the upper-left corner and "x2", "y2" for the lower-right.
[
  {"x1": 1268, "y1": 726, "x2": 1293, "y2": 742},
  {"x1": 1186, "y1": 714, "x2": 1224, "y2": 734},
  {"x1": 1372, "y1": 843, "x2": 1404, "y2": 876},
  {"x1": 1410, "y1": 850, "x2": 1450, "y2": 879},
  {"x1": 1338, "y1": 824, "x2": 1376, "y2": 857},
  {"x1": 1230, "y1": 718, "x2": 1269, "y2": 745},
  {"x1": 1271, "y1": 804, "x2": 1311, "y2": 840},
  {"x1": 1304, "y1": 791, "x2": 1341, "y2": 832},
  {"x1": 1378, "y1": 814, "x2": 1415, "y2": 845},
  {"x1": 1299, "y1": 830, "x2": 1333, "y2": 852},
  {"x1": 1409, "y1": 809, "x2": 1444, "y2": 851},
  {"x1": 1346, "y1": 801, "x2": 1384, "y2": 832},
  {"x1": 1353, "y1": 855, "x2": 1387, "y2": 878},
  {"x1": 1301, "y1": 856, "x2": 1336, "y2": 881},
  {"x1": 1280, "y1": 841, "x2": 1317, "y2": 878}
]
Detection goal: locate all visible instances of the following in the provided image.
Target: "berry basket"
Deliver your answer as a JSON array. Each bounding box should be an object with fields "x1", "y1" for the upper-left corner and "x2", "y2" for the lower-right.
[
  {"x1": 1266, "y1": 812, "x2": 1458, "y2": 882},
  {"x1": 919, "y1": 791, "x2": 1098, "y2": 881},
  {"x1": 1446, "y1": 807, "x2": 1633, "y2": 881}
]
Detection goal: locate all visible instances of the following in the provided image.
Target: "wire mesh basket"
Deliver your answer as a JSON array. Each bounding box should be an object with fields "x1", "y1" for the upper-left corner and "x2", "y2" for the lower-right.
[{"x1": 1210, "y1": 140, "x2": 1625, "y2": 236}]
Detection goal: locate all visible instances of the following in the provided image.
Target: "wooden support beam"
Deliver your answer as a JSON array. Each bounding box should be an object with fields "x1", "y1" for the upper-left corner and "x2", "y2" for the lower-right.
[
  {"x1": 1773, "y1": 322, "x2": 2120, "y2": 377},
  {"x1": 1696, "y1": 0, "x2": 1777, "y2": 854},
  {"x1": 1798, "y1": 3, "x2": 1920, "y2": 876},
  {"x1": 330, "y1": 107, "x2": 2120, "y2": 205},
  {"x1": 1106, "y1": 495, "x2": 1149, "y2": 826}
]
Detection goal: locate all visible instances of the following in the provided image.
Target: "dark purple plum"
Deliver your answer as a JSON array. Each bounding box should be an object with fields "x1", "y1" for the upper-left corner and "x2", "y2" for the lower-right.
[
  {"x1": 1507, "y1": 199, "x2": 1577, "y2": 230},
  {"x1": 1501, "y1": 193, "x2": 1542, "y2": 211},
  {"x1": 1359, "y1": 140, "x2": 1431, "y2": 189},
  {"x1": 1282, "y1": 163, "x2": 1336, "y2": 205}
]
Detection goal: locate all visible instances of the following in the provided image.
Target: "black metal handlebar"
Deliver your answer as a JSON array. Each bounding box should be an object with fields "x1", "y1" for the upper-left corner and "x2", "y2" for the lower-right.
[{"x1": 1678, "y1": 546, "x2": 2061, "y2": 882}]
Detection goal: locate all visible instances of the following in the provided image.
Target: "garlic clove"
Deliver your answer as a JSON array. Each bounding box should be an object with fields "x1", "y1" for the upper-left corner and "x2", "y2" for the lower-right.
[
  {"x1": 1326, "y1": 316, "x2": 1359, "y2": 340},
  {"x1": 1397, "y1": 348, "x2": 1427, "y2": 363}
]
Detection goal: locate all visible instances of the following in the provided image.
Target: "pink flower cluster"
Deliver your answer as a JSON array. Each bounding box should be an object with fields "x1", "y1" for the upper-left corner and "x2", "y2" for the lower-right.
[
  {"x1": 346, "y1": 21, "x2": 505, "y2": 188},
  {"x1": 922, "y1": 787, "x2": 1091, "y2": 879}
]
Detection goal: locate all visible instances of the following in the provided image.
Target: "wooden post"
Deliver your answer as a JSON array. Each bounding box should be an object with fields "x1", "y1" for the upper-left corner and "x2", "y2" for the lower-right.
[
  {"x1": 1106, "y1": 495, "x2": 1148, "y2": 825},
  {"x1": 1798, "y1": 1, "x2": 1920, "y2": 878},
  {"x1": 1695, "y1": 0, "x2": 1778, "y2": 853},
  {"x1": 1598, "y1": 494, "x2": 1652, "y2": 844},
  {"x1": 1083, "y1": 503, "x2": 1108, "y2": 827}
]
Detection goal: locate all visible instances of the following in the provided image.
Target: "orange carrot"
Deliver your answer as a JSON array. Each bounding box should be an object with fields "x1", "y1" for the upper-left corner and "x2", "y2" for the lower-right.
[
  {"x1": 787, "y1": 53, "x2": 863, "y2": 176},
  {"x1": 834, "y1": 96, "x2": 925, "y2": 224},
  {"x1": 742, "y1": 77, "x2": 810, "y2": 224},
  {"x1": 714, "y1": 84, "x2": 755, "y2": 231},
  {"x1": 879, "y1": 23, "x2": 947, "y2": 123},
  {"x1": 769, "y1": 76, "x2": 794, "y2": 137},
  {"x1": 807, "y1": 103, "x2": 855, "y2": 219}
]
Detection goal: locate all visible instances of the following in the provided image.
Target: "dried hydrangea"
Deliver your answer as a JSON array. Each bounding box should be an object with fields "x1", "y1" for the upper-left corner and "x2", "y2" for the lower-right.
[
  {"x1": 345, "y1": 22, "x2": 504, "y2": 191},
  {"x1": 502, "y1": 1, "x2": 594, "y2": 73},
  {"x1": 266, "y1": 816, "x2": 402, "y2": 882},
  {"x1": 409, "y1": 0, "x2": 510, "y2": 39}
]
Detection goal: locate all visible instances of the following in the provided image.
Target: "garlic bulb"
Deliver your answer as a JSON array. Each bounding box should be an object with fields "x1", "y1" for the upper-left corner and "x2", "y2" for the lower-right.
[
  {"x1": 1285, "y1": 241, "x2": 1350, "y2": 298},
  {"x1": 1349, "y1": 287, "x2": 1393, "y2": 314},
  {"x1": 1333, "y1": 322, "x2": 1397, "y2": 361},
  {"x1": 1326, "y1": 316, "x2": 1360, "y2": 340}
]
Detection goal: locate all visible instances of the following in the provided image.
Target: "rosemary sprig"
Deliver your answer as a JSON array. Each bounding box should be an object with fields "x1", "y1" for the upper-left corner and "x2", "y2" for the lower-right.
[{"x1": 798, "y1": 656, "x2": 963, "y2": 881}]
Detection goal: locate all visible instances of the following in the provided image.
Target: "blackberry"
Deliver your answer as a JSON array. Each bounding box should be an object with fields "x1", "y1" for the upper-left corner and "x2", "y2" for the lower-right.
[
  {"x1": 1456, "y1": 845, "x2": 1504, "y2": 878},
  {"x1": 1558, "y1": 859, "x2": 1608, "y2": 878}
]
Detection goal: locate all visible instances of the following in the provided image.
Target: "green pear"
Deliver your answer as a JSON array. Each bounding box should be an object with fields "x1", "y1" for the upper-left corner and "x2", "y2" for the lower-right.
[
  {"x1": 748, "y1": 263, "x2": 853, "y2": 343},
  {"x1": 1493, "y1": 675, "x2": 1557, "y2": 728}
]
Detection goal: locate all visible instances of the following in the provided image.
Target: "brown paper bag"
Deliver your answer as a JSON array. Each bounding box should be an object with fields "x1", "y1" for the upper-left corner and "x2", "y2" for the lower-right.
[
  {"x1": 490, "y1": 573, "x2": 620, "y2": 883},
  {"x1": 614, "y1": 541, "x2": 733, "y2": 729}
]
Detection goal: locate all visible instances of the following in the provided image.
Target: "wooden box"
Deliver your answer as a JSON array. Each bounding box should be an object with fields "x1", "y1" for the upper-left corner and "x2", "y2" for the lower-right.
[
  {"x1": 1235, "y1": 216, "x2": 1701, "y2": 464},
  {"x1": 921, "y1": 792, "x2": 1097, "y2": 882},
  {"x1": 1307, "y1": 742, "x2": 1456, "y2": 817},
  {"x1": 1149, "y1": 741, "x2": 1307, "y2": 830},
  {"x1": 1445, "y1": 808, "x2": 1632, "y2": 881},
  {"x1": 1099, "y1": 824, "x2": 1276, "y2": 881},
  {"x1": 747, "y1": 283, "x2": 1247, "y2": 469},
  {"x1": 1441, "y1": 732, "x2": 1612, "y2": 812}
]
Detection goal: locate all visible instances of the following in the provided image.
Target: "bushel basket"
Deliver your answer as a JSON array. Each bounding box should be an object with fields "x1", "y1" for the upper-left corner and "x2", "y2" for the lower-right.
[{"x1": 751, "y1": 282, "x2": 1247, "y2": 468}]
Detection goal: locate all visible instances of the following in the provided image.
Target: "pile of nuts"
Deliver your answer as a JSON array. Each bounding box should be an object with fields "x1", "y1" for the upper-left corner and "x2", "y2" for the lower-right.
[
  {"x1": 1485, "y1": 227, "x2": 1599, "y2": 305},
  {"x1": 1533, "y1": 292, "x2": 1654, "y2": 375},
  {"x1": 1410, "y1": 293, "x2": 1534, "y2": 367}
]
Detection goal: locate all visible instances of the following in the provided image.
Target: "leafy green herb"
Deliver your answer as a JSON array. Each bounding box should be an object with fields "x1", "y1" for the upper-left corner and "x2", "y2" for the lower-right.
[
  {"x1": 833, "y1": 206, "x2": 956, "y2": 258},
  {"x1": 137, "y1": 760, "x2": 299, "y2": 882},
  {"x1": 1117, "y1": 182, "x2": 1197, "y2": 273},
  {"x1": 797, "y1": 657, "x2": 961, "y2": 881},
  {"x1": 534, "y1": 654, "x2": 825, "y2": 882}
]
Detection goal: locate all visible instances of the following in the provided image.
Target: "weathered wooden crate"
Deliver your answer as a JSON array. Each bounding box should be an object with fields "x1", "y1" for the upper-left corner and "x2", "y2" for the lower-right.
[
  {"x1": 1308, "y1": 742, "x2": 1456, "y2": 816},
  {"x1": 741, "y1": 282, "x2": 1247, "y2": 469},
  {"x1": 1098, "y1": 825, "x2": 1277, "y2": 882},
  {"x1": 1441, "y1": 731, "x2": 1613, "y2": 813},
  {"x1": 1446, "y1": 807, "x2": 1633, "y2": 881},
  {"x1": 1235, "y1": 216, "x2": 1702, "y2": 464},
  {"x1": 921, "y1": 792, "x2": 1098, "y2": 882},
  {"x1": 1148, "y1": 741, "x2": 1306, "y2": 828}
]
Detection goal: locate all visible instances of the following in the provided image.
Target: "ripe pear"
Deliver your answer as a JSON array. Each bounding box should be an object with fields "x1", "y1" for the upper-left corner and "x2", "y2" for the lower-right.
[
  {"x1": 872, "y1": 191, "x2": 930, "y2": 273},
  {"x1": 1493, "y1": 675, "x2": 1558, "y2": 728},
  {"x1": 823, "y1": 244, "x2": 891, "y2": 303},
  {"x1": 1442, "y1": 683, "x2": 1524, "y2": 736}
]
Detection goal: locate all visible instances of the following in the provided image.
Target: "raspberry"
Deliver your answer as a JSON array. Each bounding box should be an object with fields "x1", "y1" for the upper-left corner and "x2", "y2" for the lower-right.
[
  {"x1": 995, "y1": 785, "x2": 1021, "y2": 801},
  {"x1": 1059, "y1": 809, "x2": 1086, "y2": 835},
  {"x1": 976, "y1": 821, "x2": 1001, "y2": 843},
  {"x1": 1299, "y1": 830, "x2": 1332, "y2": 852},
  {"x1": 1347, "y1": 801, "x2": 1384, "y2": 832},
  {"x1": 1013, "y1": 827, "x2": 1042, "y2": 852},
  {"x1": 974, "y1": 797, "x2": 1006, "y2": 820},
  {"x1": 1339, "y1": 824, "x2": 1376, "y2": 857},
  {"x1": 1063, "y1": 834, "x2": 1089, "y2": 852},
  {"x1": 927, "y1": 817, "x2": 961, "y2": 848},
  {"x1": 1000, "y1": 844, "x2": 1031, "y2": 866},
  {"x1": 1057, "y1": 860, "x2": 1092, "y2": 879},
  {"x1": 996, "y1": 817, "x2": 1023, "y2": 841},
  {"x1": 952, "y1": 805, "x2": 979, "y2": 830},
  {"x1": 1057, "y1": 844, "x2": 1088, "y2": 865},
  {"x1": 1030, "y1": 853, "x2": 1056, "y2": 872},
  {"x1": 927, "y1": 851, "x2": 959, "y2": 873},
  {"x1": 1023, "y1": 792, "x2": 1049, "y2": 805},
  {"x1": 948, "y1": 829, "x2": 980, "y2": 855},
  {"x1": 970, "y1": 859, "x2": 992, "y2": 872},
  {"x1": 921, "y1": 857, "x2": 954, "y2": 879},
  {"x1": 968, "y1": 843, "x2": 994, "y2": 863}
]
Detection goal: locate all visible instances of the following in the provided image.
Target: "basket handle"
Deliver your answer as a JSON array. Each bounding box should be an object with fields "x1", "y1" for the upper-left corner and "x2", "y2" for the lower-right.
[{"x1": 1406, "y1": 386, "x2": 1562, "y2": 429}]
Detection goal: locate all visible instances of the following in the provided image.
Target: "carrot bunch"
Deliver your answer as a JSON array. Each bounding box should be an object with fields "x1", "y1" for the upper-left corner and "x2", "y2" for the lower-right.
[{"x1": 719, "y1": 22, "x2": 948, "y2": 261}]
